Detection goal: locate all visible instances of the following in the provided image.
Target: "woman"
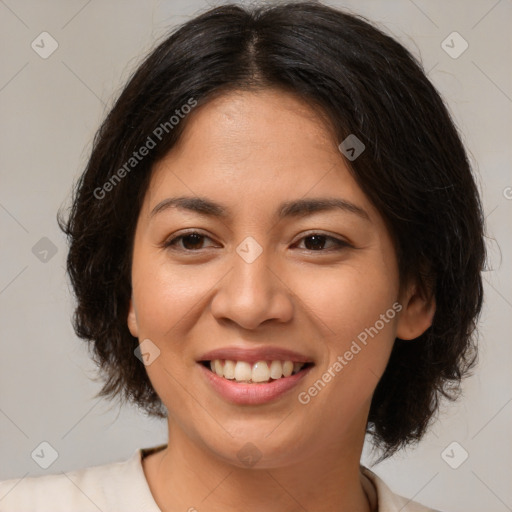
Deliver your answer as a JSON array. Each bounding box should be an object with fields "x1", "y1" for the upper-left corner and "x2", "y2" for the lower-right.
[{"x1": 0, "y1": 2, "x2": 485, "y2": 511}]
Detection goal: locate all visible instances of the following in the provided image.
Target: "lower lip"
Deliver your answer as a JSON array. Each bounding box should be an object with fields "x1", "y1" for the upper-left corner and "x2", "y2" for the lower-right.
[{"x1": 198, "y1": 363, "x2": 313, "y2": 405}]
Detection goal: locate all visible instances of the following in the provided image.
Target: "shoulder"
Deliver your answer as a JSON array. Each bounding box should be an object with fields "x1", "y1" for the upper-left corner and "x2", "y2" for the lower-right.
[
  {"x1": 0, "y1": 447, "x2": 162, "y2": 512},
  {"x1": 361, "y1": 466, "x2": 444, "y2": 512}
]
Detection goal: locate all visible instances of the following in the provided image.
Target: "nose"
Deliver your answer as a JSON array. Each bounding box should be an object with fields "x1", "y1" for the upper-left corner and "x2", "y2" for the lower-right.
[{"x1": 210, "y1": 241, "x2": 294, "y2": 330}]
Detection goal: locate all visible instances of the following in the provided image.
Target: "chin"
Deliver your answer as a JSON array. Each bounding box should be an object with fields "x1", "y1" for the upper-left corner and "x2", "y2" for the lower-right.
[{"x1": 203, "y1": 426, "x2": 309, "y2": 469}]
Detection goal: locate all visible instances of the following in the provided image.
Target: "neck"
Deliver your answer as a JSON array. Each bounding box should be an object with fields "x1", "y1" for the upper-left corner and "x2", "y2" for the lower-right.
[{"x1": 143, "y1": 422, "x2": 372, "y2": 512}]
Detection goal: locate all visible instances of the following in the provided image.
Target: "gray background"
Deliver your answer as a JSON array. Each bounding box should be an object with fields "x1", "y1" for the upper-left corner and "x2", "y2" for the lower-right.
[{"x1": 0, "y1": 1, "x2": 511, "y2": 511}]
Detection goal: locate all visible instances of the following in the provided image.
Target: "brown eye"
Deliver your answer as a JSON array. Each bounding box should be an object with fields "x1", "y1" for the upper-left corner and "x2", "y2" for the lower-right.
[
  {"x1": 164, "y1": 232, "x2": 214, "y2": 251},
  {"x1": 295, "y1": 234, "x2": 350, "y2": 252}
]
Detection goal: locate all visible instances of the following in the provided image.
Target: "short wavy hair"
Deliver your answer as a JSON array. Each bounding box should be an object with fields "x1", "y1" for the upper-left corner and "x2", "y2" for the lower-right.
[{"x1": 57, "y1": 1, "x2": 486, "y2": 461}]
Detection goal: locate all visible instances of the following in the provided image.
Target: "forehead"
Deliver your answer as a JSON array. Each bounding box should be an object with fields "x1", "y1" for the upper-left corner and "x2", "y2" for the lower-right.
[
  {"x1": 167, "y1": 88, "x2": 337, "y2": 164},
  {"x1": 143, "y1": 89, "x2": 374, "y2": 221}
]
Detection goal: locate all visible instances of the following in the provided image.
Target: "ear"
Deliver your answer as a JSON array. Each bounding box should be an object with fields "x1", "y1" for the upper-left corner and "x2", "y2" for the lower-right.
[
  {"x1": 127, "y1": 296, "x2": 139, "y2": 338},
  {"x1": 396, "y1": 281, "x2": 436, "y2": 340}
]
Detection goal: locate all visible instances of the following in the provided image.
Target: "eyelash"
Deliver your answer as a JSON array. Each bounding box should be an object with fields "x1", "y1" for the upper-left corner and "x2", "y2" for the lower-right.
[{"x1": 162, "y1": 230, "x2": 351, "y2": 253}]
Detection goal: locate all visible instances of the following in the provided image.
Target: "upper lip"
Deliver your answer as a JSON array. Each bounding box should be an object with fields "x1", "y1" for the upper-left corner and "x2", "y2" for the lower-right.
[{"x1": 198, "y1": 346, "x2": 314, "y2": 364}]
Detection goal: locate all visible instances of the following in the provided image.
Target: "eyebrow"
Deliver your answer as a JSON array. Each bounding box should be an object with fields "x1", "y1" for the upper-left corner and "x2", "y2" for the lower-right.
[{"x1": 150, "y1": 196, "x2": 370, "y2": 222}]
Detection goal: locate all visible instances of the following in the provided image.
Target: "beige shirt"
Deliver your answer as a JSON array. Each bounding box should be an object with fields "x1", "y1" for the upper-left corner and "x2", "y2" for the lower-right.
[{"x1": 0, "y1": 445, "x2": 441, "y2": 511}]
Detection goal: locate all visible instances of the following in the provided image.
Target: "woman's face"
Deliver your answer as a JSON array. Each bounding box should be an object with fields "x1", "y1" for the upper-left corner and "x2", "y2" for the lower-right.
[{"x1": 127, "y1": 88, "x2": 429, "y2": 467}]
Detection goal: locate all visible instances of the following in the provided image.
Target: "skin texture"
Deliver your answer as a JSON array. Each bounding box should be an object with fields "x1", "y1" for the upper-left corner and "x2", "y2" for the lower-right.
[{"x1": 127, "y1": 88, "x2": 435, "y2": 512}]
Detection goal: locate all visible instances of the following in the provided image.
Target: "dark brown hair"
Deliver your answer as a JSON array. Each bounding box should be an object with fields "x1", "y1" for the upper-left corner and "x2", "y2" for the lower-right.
[{"x1": 58, "y1": 1, "x2": 486, "y2": 461}]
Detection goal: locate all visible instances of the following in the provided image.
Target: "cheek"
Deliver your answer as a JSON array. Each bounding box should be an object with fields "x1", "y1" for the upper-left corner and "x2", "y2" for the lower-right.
[
  {"x1": 131, "y1": 256, "x2": 216, "y2": 338},
  {"x1": 295, "y1": 258, "x2": 399, "y2": 341},
  {"x1": 298, "y1": 318, "x2": 397, "y2": 432},
  {"x1": 292, "y1": 256, "x2": 399, "y2": 410}
]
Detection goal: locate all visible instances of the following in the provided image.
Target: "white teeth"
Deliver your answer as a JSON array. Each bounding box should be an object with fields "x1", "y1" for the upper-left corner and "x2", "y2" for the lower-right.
[
  {"x1": 269, "y1": 360, "x2": 283, "y2": 379},
  {"x1": 223, "y1": 359, "x2": 236, "y2": 379},
  {"x1": 207, "y1": 359, "x2": 307, "y2": 383},
  {"x1": 282, "y1": 360, "x2": 294, "y2": 377},
  {"x1": 234, "y1": 361, "x2": 252, "y2": 381},
  {"x1": 252, "y1": 361, "x2": 270, "y2": 382},
  {"x1": 214, "y1": 359, "x2": 223, "y2": 377}
]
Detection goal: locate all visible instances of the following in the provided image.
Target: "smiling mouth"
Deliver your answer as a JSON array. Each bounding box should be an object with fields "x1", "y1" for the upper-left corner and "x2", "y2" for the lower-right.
[{"x1": 200, "y1": 359, "x2": 314, "y2": 384}]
